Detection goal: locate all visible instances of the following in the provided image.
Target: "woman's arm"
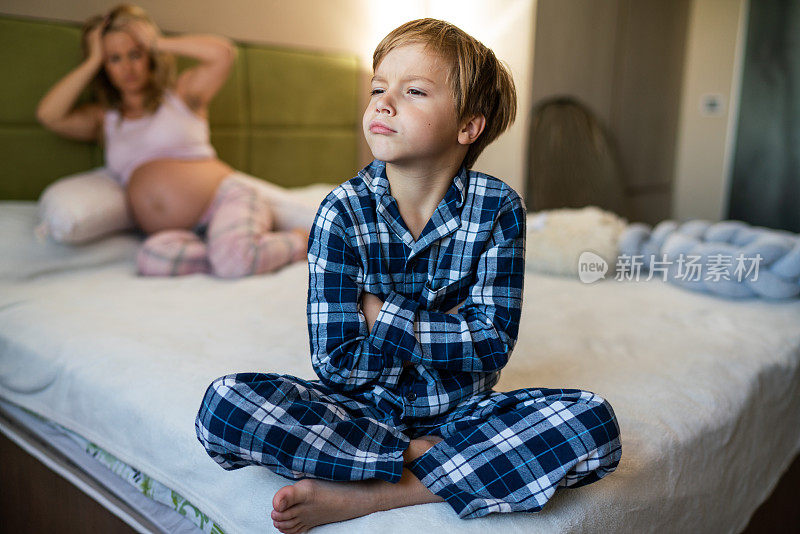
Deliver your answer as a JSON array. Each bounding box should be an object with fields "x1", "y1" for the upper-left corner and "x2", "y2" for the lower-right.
[
  {"x1": 126, "y1": 20, "x2": 236, "y2": 112},
  {"x1": 36, "y1": 25, "x2": 104, "y2": 141}
]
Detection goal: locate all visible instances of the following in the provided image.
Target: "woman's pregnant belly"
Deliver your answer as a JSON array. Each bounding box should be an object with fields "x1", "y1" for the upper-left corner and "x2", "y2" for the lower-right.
[{"x1": 126, "y1": 158, "x2": 233, "y2": 234}]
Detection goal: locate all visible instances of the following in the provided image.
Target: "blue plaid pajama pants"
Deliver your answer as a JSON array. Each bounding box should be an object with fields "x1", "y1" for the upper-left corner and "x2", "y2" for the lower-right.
[{"x1": 195, "y1": 373, "x2": 621, "y2": 519}]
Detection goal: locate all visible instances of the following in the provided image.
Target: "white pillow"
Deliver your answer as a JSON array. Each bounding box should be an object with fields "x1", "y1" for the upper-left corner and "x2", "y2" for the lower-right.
[
  {"x1": 526, "y1": 206, "x2": 627, "y2": 277},
  {"x1": 232, "y1": 172, "x2": 335, "y2": 231},
  {"x1": 272, "y1": 182, "x2": 337, "y2": 230},
  {"x1": 36, "y1": 167, "x2": 134, "y2": 244}
]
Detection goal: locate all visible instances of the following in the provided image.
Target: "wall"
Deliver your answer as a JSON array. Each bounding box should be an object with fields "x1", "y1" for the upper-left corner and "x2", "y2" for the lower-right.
[
  {"x1": 531, "y1": 0, "x2": 621, "y2": 129},
  {"x1": 530, "y1": 0, "x2": 690, "y2": 224},
  {"x1": 612, "y1": 0, "x2": 690, "y2": 224},
  {"x1": 672, "y1": 0, "x2": 748, "y2": 221},
  {"x1": 528, "y1": 0, "x2": 748, "y2": 224},
  {"x1": 0, "y1": 0, "x2": 534, "y2": 195}
]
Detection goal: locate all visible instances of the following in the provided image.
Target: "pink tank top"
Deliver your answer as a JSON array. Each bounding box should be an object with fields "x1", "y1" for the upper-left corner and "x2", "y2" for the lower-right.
[{"x1": 103, "y1": 90, "x2": 217, "y2": 185}]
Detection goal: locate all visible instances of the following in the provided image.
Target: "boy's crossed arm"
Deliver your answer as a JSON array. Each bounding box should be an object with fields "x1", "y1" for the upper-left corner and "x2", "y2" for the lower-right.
[
  {"x1": 308, "y1": 197, "x2": 526, "y2": 390},
  {"x1": 361, "y1": 293, "x2": 462, "y2": 329},
  {"x1": 360, "y1": 293, "x2": 462, "y2": 368}
]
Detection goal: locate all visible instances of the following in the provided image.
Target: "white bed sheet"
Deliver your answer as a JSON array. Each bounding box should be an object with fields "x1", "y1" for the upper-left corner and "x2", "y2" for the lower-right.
[{"x1": 1, "y1": 200, "x2": 799, "y2": 533}]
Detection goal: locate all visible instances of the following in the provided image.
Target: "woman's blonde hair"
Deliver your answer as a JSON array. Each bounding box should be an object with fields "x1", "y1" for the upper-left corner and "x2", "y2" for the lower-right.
[
  {"x1": 81, "y1": 4, "x2": 175, "y2": 113},
  {"x1": 373, "y1": 18, "x2": 516, "y2": 169}
]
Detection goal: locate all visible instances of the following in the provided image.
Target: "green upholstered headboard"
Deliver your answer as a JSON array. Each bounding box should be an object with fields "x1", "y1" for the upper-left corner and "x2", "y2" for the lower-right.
[{"x1": 0, "y1": 15, "x2": 360, "y2": 200}]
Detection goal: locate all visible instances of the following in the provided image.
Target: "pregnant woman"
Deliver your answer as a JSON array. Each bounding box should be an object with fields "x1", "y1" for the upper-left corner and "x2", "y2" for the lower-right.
[{"x1": 36, "y1": 4, "x2": 308, "y2": 277}]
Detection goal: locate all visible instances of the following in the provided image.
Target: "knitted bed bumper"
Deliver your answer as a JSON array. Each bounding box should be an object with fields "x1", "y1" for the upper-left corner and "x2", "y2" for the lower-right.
[{"x1": 618, "y1": 220, "x2": 800, "y2": 299}]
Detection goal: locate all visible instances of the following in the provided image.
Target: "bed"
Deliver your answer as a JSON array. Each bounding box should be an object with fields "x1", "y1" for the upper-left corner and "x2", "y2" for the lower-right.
[
  {"x1": 2, "y1": 13, "x2": 800, "y2": 534},
  {"x1": 2, "y1": 197, "x2": 800, "y2": 533}
]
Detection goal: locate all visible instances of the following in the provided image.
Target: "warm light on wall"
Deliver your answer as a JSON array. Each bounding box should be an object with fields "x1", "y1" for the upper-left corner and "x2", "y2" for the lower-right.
[
  {"x1": 361, "y1": 0, "x2": 532, "y2": 70},
  {"x1": 426, "y1": 0, "x2": 531, "y2": 50},
  {"x1": 361, "y1": 0, "x2": 426, "y2": 68}
]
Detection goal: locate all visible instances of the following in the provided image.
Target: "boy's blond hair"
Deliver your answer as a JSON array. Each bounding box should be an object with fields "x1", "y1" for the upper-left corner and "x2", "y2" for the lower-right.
[{"x1": 373, "y1": 18, "x2": 516, "y2": 169}]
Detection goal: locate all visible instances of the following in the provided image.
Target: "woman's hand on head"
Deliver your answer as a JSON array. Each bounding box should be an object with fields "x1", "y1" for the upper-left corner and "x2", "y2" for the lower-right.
[
  {"x1": 86, "y1": 23, "x2": 105, "y2": 62},
  {"x1": 124, "y1": 19, "x2": 160, "y2": 51}
]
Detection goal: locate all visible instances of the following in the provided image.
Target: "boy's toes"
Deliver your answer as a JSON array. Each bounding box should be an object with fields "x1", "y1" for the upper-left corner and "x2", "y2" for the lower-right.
[
  {"x1": 272, "y1": 484, "x2": 299, "y2": 513},
  {"x1": 271, "y1": 508, "x2": 293, "y2": 521},
  {"x1": 273, "y1": 518, "x2": 301, "y2": 533}
]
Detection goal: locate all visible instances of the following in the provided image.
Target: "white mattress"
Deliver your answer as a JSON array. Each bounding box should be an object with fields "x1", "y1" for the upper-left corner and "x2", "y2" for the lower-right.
[{"x1": 2, "y1": 200, "x2": 800, "y2": 534}]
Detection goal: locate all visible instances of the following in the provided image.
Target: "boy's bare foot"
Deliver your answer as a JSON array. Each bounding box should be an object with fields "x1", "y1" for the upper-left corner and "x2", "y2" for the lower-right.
[
  {"x1": 270, "y1": 437, "x2": 444, "y2": 533},
  {"x1": 271, "y1": 478, "x2": 385, "y2": 534}
]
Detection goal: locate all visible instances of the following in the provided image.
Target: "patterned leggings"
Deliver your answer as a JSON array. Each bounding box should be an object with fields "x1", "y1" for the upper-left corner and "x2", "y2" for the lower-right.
[
  {"x1": 136, "y1": 173, "x2": 308, "y2": 278},
  {"x1": 195, "y1": 373, "x2": 622, "y2": 519}
]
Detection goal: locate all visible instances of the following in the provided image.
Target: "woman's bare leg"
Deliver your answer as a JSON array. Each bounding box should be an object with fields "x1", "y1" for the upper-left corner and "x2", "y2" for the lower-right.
[{"x1": 270, "y1": 436, "x2": 444, "y2": 534}]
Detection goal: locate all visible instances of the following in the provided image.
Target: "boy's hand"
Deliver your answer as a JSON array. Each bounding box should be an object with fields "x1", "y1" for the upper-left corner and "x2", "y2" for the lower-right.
[
  {"x1": 446, "y1": 301, "x2": 465, "y2": 314},
  {"x1": 360, "y1": 292, "x2": 384, "y2": 334},
  {"x1": 361, "y1": 294, "x2": 464, "y2": 369},
  {"x1": 361, "y1": 292, "x2": 413, "y2": 370},
  {"x1": 361, "y1": 294, "x2": 464, "y2": 330}
]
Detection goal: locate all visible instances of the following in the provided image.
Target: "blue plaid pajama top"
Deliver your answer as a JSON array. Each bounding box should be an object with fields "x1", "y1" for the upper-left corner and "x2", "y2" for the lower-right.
[{"x1": 307, "y1": 159, "x2": 526, "y2": 420}]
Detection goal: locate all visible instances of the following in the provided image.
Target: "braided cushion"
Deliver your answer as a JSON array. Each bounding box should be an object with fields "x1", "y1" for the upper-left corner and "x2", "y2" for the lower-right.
[{"x1": 618, "y1": 220, "x2": 800, "y2": 299}]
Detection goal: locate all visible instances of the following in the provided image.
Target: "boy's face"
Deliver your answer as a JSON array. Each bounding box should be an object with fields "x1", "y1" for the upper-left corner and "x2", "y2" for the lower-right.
[{"x1": 364, "y1": 43, "x2": 463, "y2": 168}]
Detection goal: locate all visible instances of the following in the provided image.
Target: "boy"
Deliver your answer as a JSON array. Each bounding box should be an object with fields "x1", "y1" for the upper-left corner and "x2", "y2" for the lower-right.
[{"x1": 196, "y1": 19, "x2": 621, "y2": 533}]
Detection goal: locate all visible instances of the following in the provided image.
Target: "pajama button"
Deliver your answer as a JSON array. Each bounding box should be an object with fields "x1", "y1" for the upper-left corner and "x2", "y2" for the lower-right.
[{"x1": 405, "y1": 392, "x2": 417, "y2": 402}]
